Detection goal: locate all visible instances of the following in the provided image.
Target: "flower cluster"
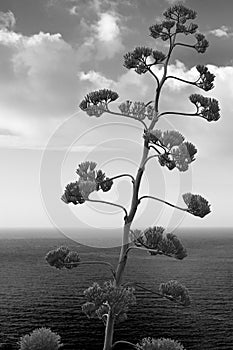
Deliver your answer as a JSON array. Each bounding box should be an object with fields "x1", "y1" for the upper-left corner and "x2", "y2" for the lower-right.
[
  {"x1": 118, "y1": 100, "x2": 156, "y2": 121},
  {"x1": 196, "y1": 65, "x2": 215, "y2": 91},
  {"x1": 45, "y1": 246, "x2": 80, "y2": 269},
  {"x1": 82, "y1": 281, "x2": 136, "y2": 324},
  {"x1": 137, "y1": 337, "x2": 185, "y2": 350},
  {"x1": 176, "y1": 22, "x2": 198, "y2": 35},
  {"x1": 189, "y1": 94, "x2": 220, "y2": 121},
  {"x1": 149, "y1": 22, "x2": 173, "y2": 41},
  {"x1": 130, "y1": 227, "x2": 187, "y2": 260},
  {"x1": 163, "y1": 4, "x2": 197, "y2": 23},
  {"x1": 61, "y1": 161, "x2": 113, "y2": 205},
  {"x1": 146, "y1": 129, "x2": 197, "y2": 172},
  {"x1": 61, "y1": 181, "x2": 85, "y2": 205},
  {"x1": 183, "y1": 193, "x2": 211, "y2": 218},
  {"x1": 194, "y1": 33, "x2": 209, "y2": 53},
  {"x1": 18, "y1": 328, "x2": 62, "y2": 350},
  {"x1": 159, "y1": 280, "x2": 191, "y2": 306},
  {"x1": 123, "y1": 47, "x2": 166, "y2": 74},
  {"x1": 150, "y1": 4, "x2": 198, "y2": 42},
  {"x1": 79, "y1": 89, "x2": 119, "y2": 117}
]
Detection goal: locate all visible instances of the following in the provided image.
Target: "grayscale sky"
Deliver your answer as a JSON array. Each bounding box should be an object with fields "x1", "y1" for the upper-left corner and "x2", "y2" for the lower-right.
[{"x1": 0, "y1": 0, "x2": 233, "y2": 231}]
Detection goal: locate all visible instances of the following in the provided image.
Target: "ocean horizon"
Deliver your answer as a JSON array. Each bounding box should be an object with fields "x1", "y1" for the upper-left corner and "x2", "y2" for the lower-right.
[{"x1": 0, "y1": 227, "x2": 232, "y2": 349}]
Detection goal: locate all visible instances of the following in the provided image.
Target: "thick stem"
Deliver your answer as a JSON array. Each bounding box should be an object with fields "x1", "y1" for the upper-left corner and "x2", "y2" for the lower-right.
[
  {"x1": 115, "y1": 138, "x2": 150, "y2": 286},
  {"x1": 103, "y1": 309, "x2": 115, "y2": 350}
]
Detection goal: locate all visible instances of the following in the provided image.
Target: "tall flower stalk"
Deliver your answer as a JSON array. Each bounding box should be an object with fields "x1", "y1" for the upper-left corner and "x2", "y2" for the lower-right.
[{"x1": 46, "y1": 4, "x2": 220, "y2": 350}]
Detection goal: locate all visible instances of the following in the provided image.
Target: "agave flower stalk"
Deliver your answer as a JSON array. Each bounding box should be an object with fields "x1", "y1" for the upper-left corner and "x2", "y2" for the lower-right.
[{"x1": 45, "y1": 4, "x2": 220, "y2": 350}]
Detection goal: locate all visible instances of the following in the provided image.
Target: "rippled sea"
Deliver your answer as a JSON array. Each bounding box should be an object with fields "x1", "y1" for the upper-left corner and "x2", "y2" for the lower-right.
[{"x1": 0, "y1": 228, "x2": 232, "y2": 350}]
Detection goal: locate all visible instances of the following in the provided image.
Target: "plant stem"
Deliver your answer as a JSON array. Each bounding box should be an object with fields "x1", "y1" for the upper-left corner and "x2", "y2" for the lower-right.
[
  {"x1": 103, "y1": 309, "x2": 115, "y2": 350},
  {"x1": 86, "y1": 199, "x2": 128, "y2": 219},
  {"x1": 139, "y1": 195, "x2": 188, "y2": 212}
]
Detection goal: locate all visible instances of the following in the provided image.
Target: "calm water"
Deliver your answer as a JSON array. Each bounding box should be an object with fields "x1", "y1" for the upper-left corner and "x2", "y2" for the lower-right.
[{"x1": 0, "y1": 228, "x2": 232, "y2": 350}]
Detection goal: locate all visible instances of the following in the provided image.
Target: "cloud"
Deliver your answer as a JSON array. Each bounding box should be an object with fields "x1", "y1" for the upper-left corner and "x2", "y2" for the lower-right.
[
  {"x1": 90, "y1": 12, "x2": 124, "y2": 58},
  {"x1": 79, "y1": 70, "x2": 115, "y2": 89},
  {"x1": 209, "y1": 25, "x2": 233, "y2": 38},
  {"x1": 0, "y1": 11, "x2": 16, "y2": 30}
]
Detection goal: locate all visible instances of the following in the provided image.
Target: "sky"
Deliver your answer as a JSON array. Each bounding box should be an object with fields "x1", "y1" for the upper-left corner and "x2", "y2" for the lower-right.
[{"x1": 0, "y1": 0, "x2": 233, "y2": 235}]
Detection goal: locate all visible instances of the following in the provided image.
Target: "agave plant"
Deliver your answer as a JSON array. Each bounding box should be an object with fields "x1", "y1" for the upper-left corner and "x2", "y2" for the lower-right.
[{"x1": 44, "y1": 4, "x2": 219, "y2": 350}]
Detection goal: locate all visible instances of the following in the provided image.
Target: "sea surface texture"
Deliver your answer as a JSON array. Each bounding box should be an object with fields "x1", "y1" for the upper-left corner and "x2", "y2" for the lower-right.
[{"x1": 0, "y1": 229, "x2": 232, "y2": 350}]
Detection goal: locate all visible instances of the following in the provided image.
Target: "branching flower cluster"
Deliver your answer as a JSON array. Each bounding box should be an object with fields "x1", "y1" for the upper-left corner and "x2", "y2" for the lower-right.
[
  {"x1": 79, "y1": 89, "x2": 119, "y2": 117},
  {"x1": 195, "y1": 65, "x2": 215, "y2": 91},
  {"x1": 123, "y1": 47, "x2": 166, "y2": 74},
  {"x1": 146, "y1": 129, "x2": 197, "y2": 172},
  {"x1": 189, "y1": 94, "x2": 220, "y2": 121},
  {"x1": 61, "y1": 161, "x2": 113, "y2": 204},
  {"x1": 118, "y1": 101, "x2": 156, "y2": 121},
  {"x1": 82, "y1": 281, "x2": 136, "y2": 324},
  {"x1": 130, "y1": 226, "x2": 187, "y2": 260},
  {"x1": 183, "y1": 193, "x2": 211, "y2": 218},
  {"x1": 45, "y1": 246, "x2": 80, "y2": 269},
  {"x1": 159, "y1": 280, "x2": 191, "y2": 307}
]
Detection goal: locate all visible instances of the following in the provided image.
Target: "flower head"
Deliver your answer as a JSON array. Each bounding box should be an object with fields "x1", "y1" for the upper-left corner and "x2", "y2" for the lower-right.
[
  {"x1": 83, "y1": 280, "x2": 136, "y2": 324},
  {"x1": 45, "y1": 246, "x2": 80, "y2": 269},
  {"x1": 183, "y1": 192, "x2": 211, "y2": 217},
  {"x1": 132, "y1": 226, "x2": 187, "y2": 260},
  {"x1": 78, "y1": 179, "x2": 97, "y2": 199},
  {"x1": 61, "y1": 182, "x2": 85, "y2": 205},
  {"x1": 159, "y1": 280, "x2": 191, "y2": 306},
  {"x1": 79, "y1": 89, "x2": 119, "y2": 117}
]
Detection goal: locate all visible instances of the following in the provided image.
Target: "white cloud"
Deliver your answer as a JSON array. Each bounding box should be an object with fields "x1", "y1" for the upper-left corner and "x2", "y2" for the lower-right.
[
  {"x1": 94, "y1": 12, "x2": 120, "y2": 42},
  {"x1": 90, "y1": 11, "x2": 124, "y2": 59},
  {"x1": 210, "y1": 25, "x2": 232, "y2": 38},
  {"x1": 79, "y1": 70, "x2": 115, "y2": 89},
  {"x1": 0, "y1": 11, "x2": 16, "y2": 30}
]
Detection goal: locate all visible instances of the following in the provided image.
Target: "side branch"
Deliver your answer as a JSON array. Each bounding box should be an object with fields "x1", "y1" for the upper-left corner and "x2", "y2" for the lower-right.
[
  {"x1": 138, "y1": 195, "x2": 188, "y2": 212},
  {"x1": 165, "y1": 75, "x2": 198, "y2": 86},
  {"x1": 86, "y1": 199, "x2": 128, "y2": 219},
  {"x1": 101, "y1": 173, "x2": 135, "y2": 185},
  {"x1": 175, "y1": 42, "x2": 195, "y2": 50},
  {"x1": 147, "y1": 67, "x2": 160, "y2": 86},
  {"x1": 158, "y1": 111, "x2": 199, "y2": 119},
  {"x1": 125, "y1": 245, "x2": 175, "y2": 259}
]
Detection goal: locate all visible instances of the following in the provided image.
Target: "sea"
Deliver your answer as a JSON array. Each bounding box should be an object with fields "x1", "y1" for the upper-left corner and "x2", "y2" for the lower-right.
[{"x1": 0, "y1": 228, "x2": 232, "y2": 350}]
